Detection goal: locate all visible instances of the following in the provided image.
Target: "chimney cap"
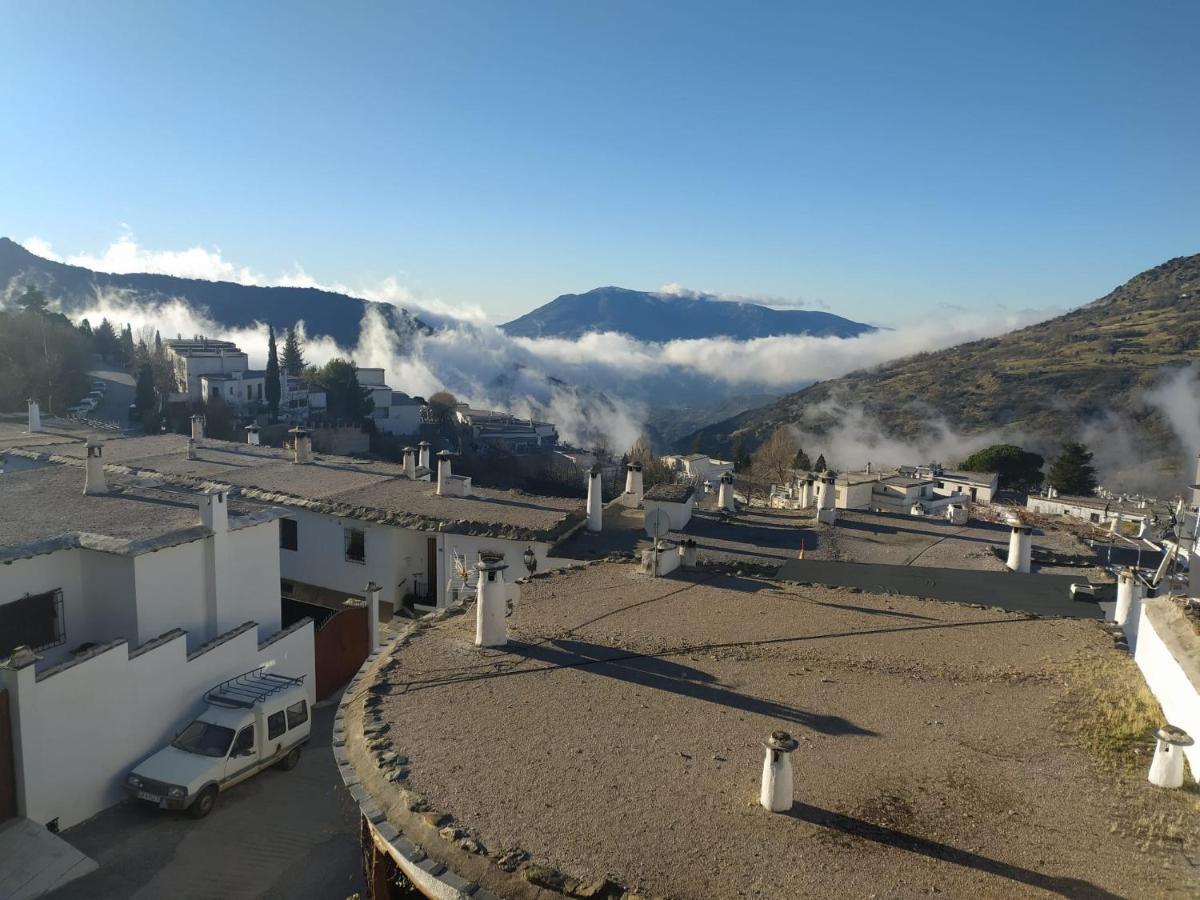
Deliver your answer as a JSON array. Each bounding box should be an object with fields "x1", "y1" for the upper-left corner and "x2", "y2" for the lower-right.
[
  {"x1": 288, "y1": 426, "x2": 309, "y2": 436},
  {"x1": 477, "y1": 553, "x2": 508, "y2": 572},
  {"x1": 245, "y1": 423, "x2": 260, "y2": 432},
  {"x1": 403, "y1": 446, "x2": 416, "y2": 453},
  {"x1": 436, "y1": 449, "x2": 452, "y2": 459},
  {"x1": 2, "y1": 645, "x2": 40, "y2": 669},
  {"x1": 418, "y1": 440, "x2": 431, "y2": 447},
  {"x1": 364, "y1": 581, "x2": 382, "y2": 594},
  {"x1": 764, "y1": 730, "x2": 799, "y2": 752},
  {"x1": 1156, "y1": 725, "x2": 1194, "y2": 747},
  {"x1": 589, "y1": 464, "x2": 602, "y2": 476}
]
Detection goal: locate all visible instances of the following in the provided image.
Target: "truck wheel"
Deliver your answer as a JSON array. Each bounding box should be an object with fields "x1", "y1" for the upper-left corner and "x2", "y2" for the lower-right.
[
  {"x1": 277, "y1": 746, "x2": 302, "y2": 771},
  {"x1": 189, "y1": 786, "x2": 217, "y2": 819}
]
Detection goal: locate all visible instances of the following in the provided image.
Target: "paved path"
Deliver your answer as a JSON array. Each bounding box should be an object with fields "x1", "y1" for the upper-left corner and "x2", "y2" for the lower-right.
[
  {"x1": 47, "y1": 702, "x2": 364, "y2": 900},
  {"x1": 87, "y1": 362, "x2": 135, "y2": 427}
]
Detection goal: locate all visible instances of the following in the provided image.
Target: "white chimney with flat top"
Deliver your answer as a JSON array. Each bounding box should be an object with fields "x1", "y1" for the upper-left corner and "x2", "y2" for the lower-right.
[
  {"x1": 27, "y1": 399, "x2": 41, "y2": 433},
  {"x1": 586, "y1": 465, "x2": 603, "y2": 532},
  {"x1": 83, "y1": 441, "x2": 107, "y2": 496}
]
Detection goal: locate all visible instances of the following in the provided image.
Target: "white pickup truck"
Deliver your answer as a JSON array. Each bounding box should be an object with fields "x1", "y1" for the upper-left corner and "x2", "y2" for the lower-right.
[{"x1": 124, "y1": 668, "x2": 311, "y2": 818}]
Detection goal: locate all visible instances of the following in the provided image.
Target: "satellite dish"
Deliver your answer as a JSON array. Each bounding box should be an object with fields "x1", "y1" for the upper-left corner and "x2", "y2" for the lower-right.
[{"x1": 645, "y1": 508, "x2": 671, "y2": 539}]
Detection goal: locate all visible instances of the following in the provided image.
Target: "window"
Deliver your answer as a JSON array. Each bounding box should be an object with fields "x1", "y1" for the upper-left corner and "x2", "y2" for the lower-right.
[
  {"x1": 280, "y1": 517, "x2": 298, "y2": 551},
  {"x1": 286, "y1": 699, "x2": 308, "y2": 730},
  {"x1": 231, "y1": 725, "x2": 255, "y2": 757},
  {"x1": 344, "y1": 527, "x2": 365, "y2": 563},
  {"x1": 0, "y1": 589, "x2": 65, "y2": 656},
  {"x1": 267, "y1": 711, "x2": 286, "y2": 740},
  {"x1": 172, "y1": 721, "x2": 235, "y2": 758},
  {"x1": 1090, "y1": 513, "x2": 1100, "y2": 523}
]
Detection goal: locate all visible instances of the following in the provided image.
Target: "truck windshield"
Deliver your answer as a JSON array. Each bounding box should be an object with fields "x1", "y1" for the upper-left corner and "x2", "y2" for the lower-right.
[{"x1": 171, "y1": 721, "x2": 236, "y2": 758}]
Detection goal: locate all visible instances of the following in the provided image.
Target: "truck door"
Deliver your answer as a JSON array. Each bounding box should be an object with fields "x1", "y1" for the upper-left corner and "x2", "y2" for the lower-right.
[{"x1": 225, "y1": 724, "x2": 258, "y2": 782}]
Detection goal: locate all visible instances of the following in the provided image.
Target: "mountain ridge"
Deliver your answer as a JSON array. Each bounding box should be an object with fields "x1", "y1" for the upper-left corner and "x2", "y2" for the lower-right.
[
  {"x1": 0, "y1": 237, "x2": 428, "y2": 348},
  {"x1": 501, "y1": 285, "x2": 874, "y2": 341},
  {"x1": 679, "y1": 253, "x2": 1200, "y2": 487}
]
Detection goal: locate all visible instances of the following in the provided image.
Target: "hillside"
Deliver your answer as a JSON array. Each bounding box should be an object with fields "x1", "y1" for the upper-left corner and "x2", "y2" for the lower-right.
[
  {"x1": 681, "y1": 254, "x2": 1200, "y2": 477},
  {"x1": 0, "y1": 237, "x2": 428, "y2": 347},
  {"x1": 501, "y1": 285, "x2": 873, "y2": 341}
]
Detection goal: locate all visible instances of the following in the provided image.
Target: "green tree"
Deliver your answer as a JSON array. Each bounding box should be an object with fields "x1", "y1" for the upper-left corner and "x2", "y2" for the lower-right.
[
  {"x1": 15, "y1": 287, "x2": 48, "y2": 314},
  {"x1": 1047, "y1": 442, "x2": 1098, "y2": 496},
  {"x1": 730, "y1": 436, "x2": 751, "y2": 472},
  {"x1": 959, "y1": 444, "x2": 1044, "y2": 492},
  {"x1": 119, "y1": 324, "x2": 136, "y2": 368},
  {"x1": 79, "y1": 318, "x2": 93, "y2": 340},
  {"x1": 135, "y1": 362, "x2": 156, "y2": 417},
  {"x1": 154, "y1": 329, "x2": 162, "y2": 353},
  {"x1": 814, "y1": 454, "x2": 827, "y2": 472},
  {"x1": 794, "y1": 447, "x2": 812, "y2": 470},
  {"x1": 93, "y1": 318, "x2": 118, "y2": 359},
  {"x1": 308, "y1": 358, "x2": 374, "y2": 424},
  {"x1": 265, "y1": 325, "x2": 282, "y2": 420},
  {"x1": 0, "y1": 307, "x2": 90, "y2": 413},
  {"x1": 281, "y1": 326, "x2": 305, "y2": 376}
]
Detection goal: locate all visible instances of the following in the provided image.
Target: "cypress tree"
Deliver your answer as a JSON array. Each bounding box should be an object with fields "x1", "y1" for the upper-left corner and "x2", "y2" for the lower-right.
[
  {"x1": 265, "y1": 325, "x2": 281, "y2": 420},
  {"x1": 282, "y1": 326, "x2": 305, "y2": 377},
  {"x1": 1047, "y1": 442, "x2": 1098, "y2": 496}
]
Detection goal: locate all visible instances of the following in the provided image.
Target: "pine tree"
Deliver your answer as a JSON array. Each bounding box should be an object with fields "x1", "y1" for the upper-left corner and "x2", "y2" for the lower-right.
[
  {"x1": 135, "y1": 363, "x2": 156, "y2": 416},
  {"x1": 1047, "y1": 442, "x2": 1098, "y2": 496},
  {"x1": 794, "y1": 448, "x2": 812, "y2": 470},
  {"x1": 154, "y1": 330, "x2": 162, "y2": 352},
  {"x1": 281, "y1": 326, "x2": 305, "y2": 377},
  {"x1": 814, "y1": 454, "x2": 827, "y2": 472},
  {"x1": 265, "y1": 325, "x2": 282, "y2": 421},
  {"x1": 79, "y1": 318, "x2": 93, "y2": 339},
  {"x1": 119, "y1": 324, "x2": 136, "y2": 368},
  {"x1": 94, "y1": 318, "x2": 118, "y2": 359}
]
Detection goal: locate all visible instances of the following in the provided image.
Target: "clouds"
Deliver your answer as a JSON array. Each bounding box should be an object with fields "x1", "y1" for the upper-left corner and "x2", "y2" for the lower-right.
[{"x1": 656, "y1": 282, "x2": 829, "y2": 310}]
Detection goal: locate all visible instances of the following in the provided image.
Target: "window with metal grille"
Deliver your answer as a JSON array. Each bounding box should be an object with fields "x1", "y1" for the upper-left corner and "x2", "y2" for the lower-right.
[
  {"x1": 0, "y1": 589, "x2": 66, "y2": 656},
  {"x1": 344, "y1": 527, "x2": 365, "y2": 563}
]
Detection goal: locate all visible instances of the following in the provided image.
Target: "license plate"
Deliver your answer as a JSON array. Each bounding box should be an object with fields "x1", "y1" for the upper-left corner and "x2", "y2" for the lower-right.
[{"x1": 136, "y1": 790, "x2": 160, "y2": 802}]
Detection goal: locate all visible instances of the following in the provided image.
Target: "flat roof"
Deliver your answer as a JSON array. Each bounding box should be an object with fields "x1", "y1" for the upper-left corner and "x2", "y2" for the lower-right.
[
  {"x1": 5, "y1": 434, "x2": 582, "y2": 540},
  {"x1": 644, "y1": 482, "x2": 696, "y2": 503},
  {"x1": 0, "y1": 465, "x2": 274, "y2": 560},
  {"x1": 341, "y1": 561, "x2": 1194, "y2": 898}
]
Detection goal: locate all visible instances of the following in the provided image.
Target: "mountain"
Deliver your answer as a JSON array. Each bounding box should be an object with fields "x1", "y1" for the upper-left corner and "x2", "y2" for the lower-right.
[
  {"x1": 0, "y1": 237, "x2": 428, "y2": 348},
  {"x1": 501, "y1": 286, "x2": 874, "y2": 341},
  {"x1": 680, "y1": 254, "x2": 1200, "y2": 487}
]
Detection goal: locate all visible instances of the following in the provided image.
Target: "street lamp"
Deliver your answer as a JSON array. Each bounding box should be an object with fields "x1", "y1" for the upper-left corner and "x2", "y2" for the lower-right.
[{"x1": 523, "y1": 546, "x2": 537, "y2": 576}]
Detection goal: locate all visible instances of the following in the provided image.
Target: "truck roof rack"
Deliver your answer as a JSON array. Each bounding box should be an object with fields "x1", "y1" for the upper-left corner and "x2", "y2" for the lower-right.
[{"x1": 204, "y1": 667, "x2": 306, "y2": 709}]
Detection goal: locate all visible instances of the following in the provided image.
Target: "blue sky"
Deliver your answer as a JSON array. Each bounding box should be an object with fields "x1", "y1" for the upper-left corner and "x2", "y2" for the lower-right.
[{"x1": 1, "y1": 0, "x2": 1197, "y2": 324}]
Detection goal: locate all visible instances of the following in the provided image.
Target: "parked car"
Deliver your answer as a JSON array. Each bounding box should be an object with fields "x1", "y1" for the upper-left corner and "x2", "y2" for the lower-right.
[
  {"x1": 77, "y1": 398, "x2": 96, "y2": 412},
  {"x1": 124, "y1": 668, "x2": 311, "y2": 818},
  {"x1": 92, "y1": 381, "x2": 106, "y2": 392}
]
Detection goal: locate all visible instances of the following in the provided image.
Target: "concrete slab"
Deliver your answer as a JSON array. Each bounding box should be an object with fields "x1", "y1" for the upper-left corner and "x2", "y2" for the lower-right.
[
  {"x1": 776, "y1": 558, "x2": 1101, "y2": 618},
  {"x1": 0, "y1": 817, "x2": 97, "y2": 900}
]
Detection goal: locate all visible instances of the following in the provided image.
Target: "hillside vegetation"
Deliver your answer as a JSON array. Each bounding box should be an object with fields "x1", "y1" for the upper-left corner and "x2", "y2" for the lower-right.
[{"x1": 683, "y1": 254, "x2": 1200, "y2": 474}]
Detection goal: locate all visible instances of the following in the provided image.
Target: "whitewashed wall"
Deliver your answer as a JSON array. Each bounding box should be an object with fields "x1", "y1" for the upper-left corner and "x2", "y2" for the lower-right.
[{"x1": 1, "y1": 620, "x2": 314, "y2": 829}]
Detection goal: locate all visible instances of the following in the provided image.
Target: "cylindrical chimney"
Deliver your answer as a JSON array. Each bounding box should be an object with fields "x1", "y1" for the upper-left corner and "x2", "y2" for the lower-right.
[
  {"x1": 289, "y1": 427, "x2": 311, "y2": 464},
  {"x1": 760, "y1": 731, "x2": 799, "y2": 812},
  {"x1": 818, "y1": 474, "x2": 836, "y2": 511},
  {"x1": 1006, "y1": 523, "x2": 1032, "y2": 573},
  {"x1": 1148, "y1": 726, "x2": 1193, "y2": 789},
  {"x1": 245, "y1": 424, "x2": 260, "y2": 446},
  {"x1": 402, "y1": 446, "x2": 417, "y2": 479},
  {"x1": 586, "y1": 465, "x2": 603, "y2": 532},
  {"x1": 83, "y1": 441, "x2": 107, "y2": 496},
  {"x1": 718, "y1": 471, "x2": 735, "y2": 511},
  {"x1": 27, "y1": 399, "x2": 42, "y2": 433},
  {"x1": 474, "y1": 555, "x2": 509, "y2": 648},
  {"x1": 191, "y1": 414, "x2": 205, "y2": 441},
  {"x1": 1192, "y1": 452, "x2": 1200, "y2": 508},
  {"x1": 1115, "y1": 567, "x2": 1141, "y2": 627},
  {"x1": 632, "y1": 462, "x2": 644, "y2": 505},
  {"x1": 436, "y1": 450, "x2": 452, "y2": 496},
  {"x1": 418, "y1": 441, "x2": 431, "y2": 471},
  {"x1": 186, "y1": 437, "x2": 197, "y2": 460}
]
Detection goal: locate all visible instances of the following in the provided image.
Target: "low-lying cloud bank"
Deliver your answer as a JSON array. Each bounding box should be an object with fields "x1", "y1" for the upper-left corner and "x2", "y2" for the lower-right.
[{"x1": 29, "y1": 234, "x2": 1055, "y2": 453}]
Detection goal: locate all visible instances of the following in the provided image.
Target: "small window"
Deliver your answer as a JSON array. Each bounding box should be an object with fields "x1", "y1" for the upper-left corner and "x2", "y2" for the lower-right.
[
  {"x1": 344, "y1": 528, "x2": 365, "y2": 563},
  {"x1": 231, "y1": 725, "x2": 255, "y2": 757},
  {"x1": 286, "y1": 699, "x2": 308, "y2": 730},
  {"x1": 0, "y1": 589, "x2": 66, "y2": 656},
  {"x1": 280, "y1": 517, "x2": 298, "y2": 551},
  {"x1": 267, "y1": 711, "x2": 286, "y2": 740},
  {"x1": 1090, "y1": 513, "x2": 1100, "y2": 523}
]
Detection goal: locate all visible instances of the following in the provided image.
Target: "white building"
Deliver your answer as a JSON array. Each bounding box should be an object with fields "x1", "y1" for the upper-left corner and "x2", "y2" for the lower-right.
[
  {"x1": 662, "y1": 453, "x2": 735, "y2": 483},
  {"x1": 4, "y1": 433, "x2": 584, "y2": 614},
  {"x1": 1026, "y1": 492, "x2": 1156, "y2": 531},
  {"x1": 165, "y1": 337, "x2": 250, "y2": 401},
  {"x1": 199, "y1": 369, "x2": 267, "y2": 410},
  {"x1": 0, "y1": 458, "x2": 313, "y2": 829},
  {"x1": 455, "y1": 406, "x2": 559, "y2": 453}
]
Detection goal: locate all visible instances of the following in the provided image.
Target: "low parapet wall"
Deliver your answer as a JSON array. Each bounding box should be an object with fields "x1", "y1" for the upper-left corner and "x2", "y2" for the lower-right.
[{"x1": 1, "y1": 619, "x2": 314, "y2": 829}]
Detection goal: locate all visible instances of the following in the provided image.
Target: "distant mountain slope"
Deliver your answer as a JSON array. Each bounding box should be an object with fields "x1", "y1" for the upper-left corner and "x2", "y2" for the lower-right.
[
  {"x1": 501, "y1": 285, "x2": 874, "y2": 341},
  {"x1": 0, "y1": 237, "x2": 428, "y2": 347},
  {"x1": 681, "y1": 254, "x2": 1200, "y2": 468}
]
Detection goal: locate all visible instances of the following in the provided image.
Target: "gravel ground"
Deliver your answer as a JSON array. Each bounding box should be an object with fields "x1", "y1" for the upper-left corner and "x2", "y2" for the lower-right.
[{"x1": 363, "y1": 563, "x2": 1199, "y2": 899}]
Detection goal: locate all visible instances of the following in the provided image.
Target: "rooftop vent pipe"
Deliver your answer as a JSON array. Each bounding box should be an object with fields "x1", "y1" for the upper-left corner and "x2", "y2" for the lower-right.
[
  {"x1": 436, "y1": 450, "x2": 452, "y2": 496},
  {"x1": 27, "y1": 399, "x2": 41, "y2": 433},
  {"x1": 290, "y1": 427, "x2": 311, "y2": 464},
  {"x1": 760, "y1": 731, "x2": 799, "y2": 812},
  {"x1": 718, "y1": 471, "x2": 736, "y2": 512},
  {"x1": 402, "y1": 446, "x2": 416, "y2": 479},
  {"x1": 475, "y1": 555, "x2": 509, "y2": 648},
  {"x1": 83, "y1": 441, "x2": 107, "y2": 496},
  {"x1": 191, "y1": 414, "x2": 205, "y2": 441},
  {"x1": 586, "y1": 465, "x2": 603, "y2": 532},
  {"x1": 245, "y1": 424, "x2": 260, "y2": 446},
  {"x1": 1005, "y1": 522, "x2": 1032, "y2": 573},
  {"x1": 1148, "y1": 726, "x2": 1193, "y2": 789},
  {"x1": 418, "y1": 441, "x2": 431, "y2": 471}
]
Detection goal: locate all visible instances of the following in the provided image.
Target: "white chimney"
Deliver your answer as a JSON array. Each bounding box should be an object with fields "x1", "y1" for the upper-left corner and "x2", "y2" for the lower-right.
[
  {"x1": 1005, "y1": 523, "x2": 1032, "y2": 573},
  {"x1": 817, "y1": 473, "x2": 836, "y2": 511},
  {"x1": 26, "y1": 399, "x2": 41, "y2": 433},
  {"x1": 1148, "y1": 726, "x2": 1193, "y2": 789},
  {"x1": 799, "y1": 477, "x2": 812, "y2": 508},
  {"x1": 418, "y1": 441, "x2": 431, "y2": 471},
  {"x1": 290, "y1": 427, "x2": 311, "y2": 464},
  {"x1": 586, "y1": 466, "x2": 603, "y2": 532},
  {"x1": 245, "y1": 424, "x2": 260, "y2": 446},
  {"x1": 191, "y1": 414, "x2": 205, "y2": 440},
  {"x1": 402, "y1": 446, "x2": 417, "y2": 479},
  {"x1": 436, "y1": 451, "x2": 452, "y2": 495},
  {"x1": 718, "y1": 471, "x2": 736, "y2": 511},
  {"x1": 865, "y1": 461, "x2": 872, "y2": 475},
  {"x1": 364, "y1": 581, "x2": 381, "y2": 654},
  {"x1": 474, "y1": 555, "x2": 509, "y2": 648},
  {"x1": 1192, "y1": 452, "x2": 1200, "y2": 508},
  {"x1": 199, "y1": 489, "x2": 236, "y2": 633},
  {"x1": 186, "y1": 437, "x2": 197, "y2": 460},
  {"x1": 624, "y1": 462, "x2": 644, "y2": 506},
  {"x1": 83, "y1": 441, "x2": 107, "y2": 496},
  {"x1": 760, "y1": 731, "x2": 799, "y2": 812},
  {"x1": 1114, "y1": 567, "x2": 1141, "y2": 627}
]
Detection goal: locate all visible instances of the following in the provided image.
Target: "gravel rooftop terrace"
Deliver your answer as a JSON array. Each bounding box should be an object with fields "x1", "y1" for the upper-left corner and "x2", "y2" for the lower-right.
[
  {"x1": 0, "y1": 464, "x2": 262, "y2": 550},
  {"x1": 9, "y1": 433, "x2": 583, "y2": 536},
  {"x1": 353, "y1": 562, "x2": 1200, "y2": 899}
]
